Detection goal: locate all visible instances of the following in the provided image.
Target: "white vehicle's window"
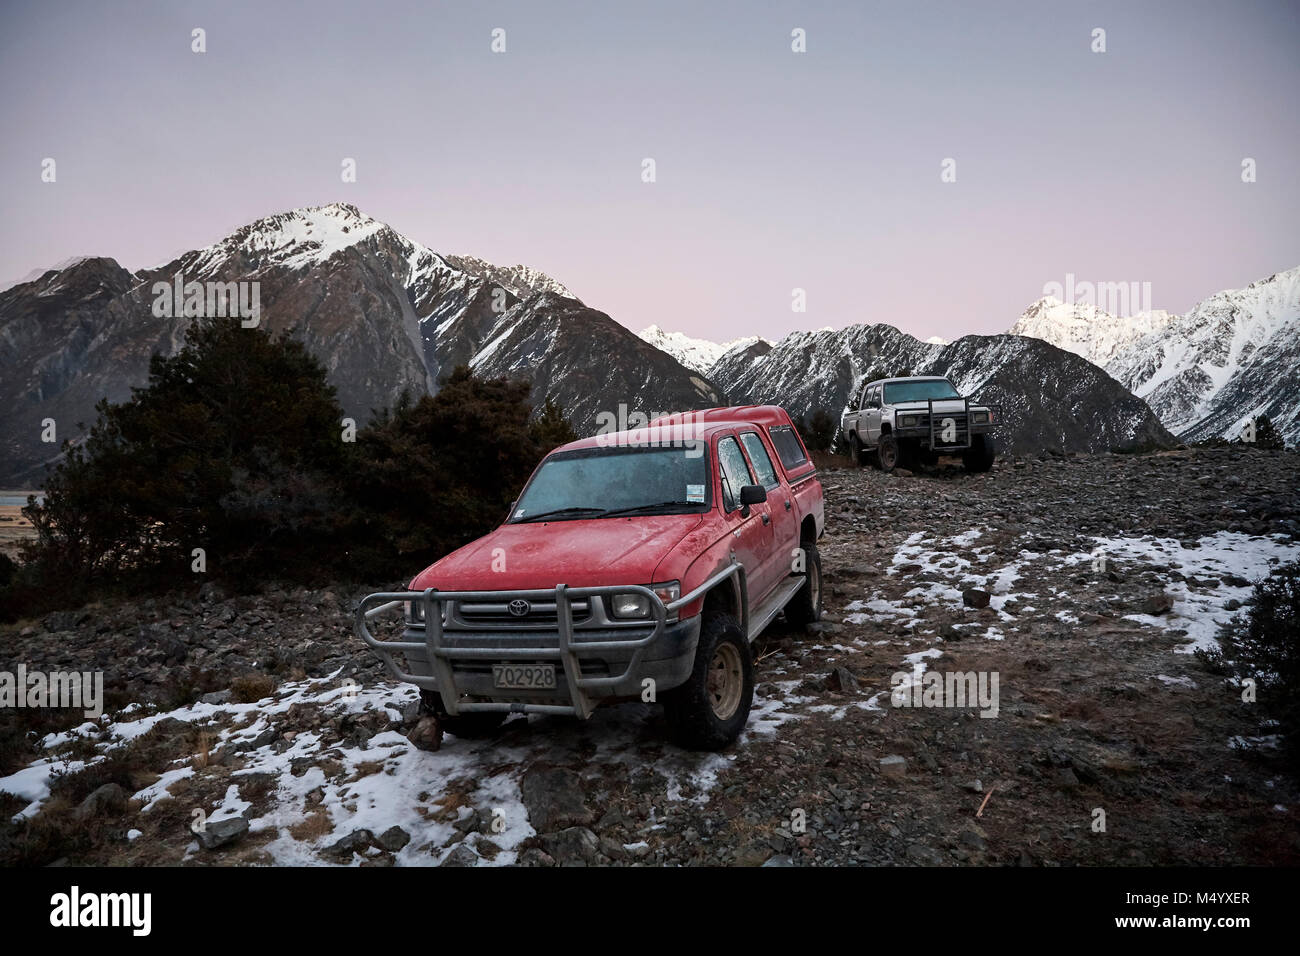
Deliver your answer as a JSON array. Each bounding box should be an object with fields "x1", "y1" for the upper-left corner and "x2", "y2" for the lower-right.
[
  {"x1": 884, "y1": 380, "x2": 961, "y2": 403},
  {"x1": 511, "y1": 445, "x2": 710, "y2": 522},
  {"x1": 739, "y1": 432, "x2": 780, "y2": 489},
  {"x1": 717, "y1": 437, "x2": 755, "y2": 513}
]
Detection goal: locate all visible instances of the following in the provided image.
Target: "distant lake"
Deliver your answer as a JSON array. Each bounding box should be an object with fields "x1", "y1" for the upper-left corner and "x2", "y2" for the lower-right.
[{"x1": 0, "y1": 494, "x2": 42, "y2": 506}]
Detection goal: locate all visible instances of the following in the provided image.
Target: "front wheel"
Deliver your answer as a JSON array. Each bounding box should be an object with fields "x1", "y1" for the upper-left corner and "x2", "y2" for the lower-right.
[
  {"x1": 963, "y1": 434, "x2": 997, "y2": 473},
  {"x1": 784, "y1": 543, "x2": 822, "y2": 627},
  {"x1": 878, "y1": 433, "x2": 900, "y2": 472},
  {"x1": 663, "y1": 614, "x2": 754, "y2": 751},
  {"x1": 419, "y1": 690, "x2": 508, "y2": 739}
]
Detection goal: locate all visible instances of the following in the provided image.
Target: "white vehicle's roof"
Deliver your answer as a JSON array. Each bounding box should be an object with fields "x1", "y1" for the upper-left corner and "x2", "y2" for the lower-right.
[{"x1": 862, "y1": 376, "x2": 952, "y2": 387}]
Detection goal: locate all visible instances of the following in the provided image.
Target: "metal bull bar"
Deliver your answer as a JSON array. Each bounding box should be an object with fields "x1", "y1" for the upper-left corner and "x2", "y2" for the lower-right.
[
  {"x1": 928, "y1": 397, "x2": 971, "y2": 450},
  {"x1": 354, "y1": 563, "x2": 740, "y2": 720}
]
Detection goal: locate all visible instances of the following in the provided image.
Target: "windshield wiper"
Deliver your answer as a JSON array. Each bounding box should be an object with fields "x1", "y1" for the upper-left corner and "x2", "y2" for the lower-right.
[
  {"x1": 599, "y1": 501, "x2": 695, "y2": 517},
  {"x1": 514, "y1": 507, "x2": 605, "y2": 523}
]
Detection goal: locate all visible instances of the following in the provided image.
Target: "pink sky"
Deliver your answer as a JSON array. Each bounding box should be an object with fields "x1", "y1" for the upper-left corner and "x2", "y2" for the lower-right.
[{"x1": 2, "y1": 0, "x2": 1297, "y2": 343}]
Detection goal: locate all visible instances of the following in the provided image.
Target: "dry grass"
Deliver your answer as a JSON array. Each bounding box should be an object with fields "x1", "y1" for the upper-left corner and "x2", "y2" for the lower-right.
[
  {"x1": 192, "y1": 731, "x2": 213, "y2": 769},
  {"x1": 345, "y1": 760, "x2": 387, "y2": 783},
  {"x1": 289, "y1": 810, "x2": 334, "y2": 843},
  {"x1": 230, "y1": 673, "x2": 277, "y2": 703}
]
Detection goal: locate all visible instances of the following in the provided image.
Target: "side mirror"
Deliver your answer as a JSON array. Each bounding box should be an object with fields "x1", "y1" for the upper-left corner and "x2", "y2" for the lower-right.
[{"x1": 738, "y1": 484, "x2": 767, "y2": 516}]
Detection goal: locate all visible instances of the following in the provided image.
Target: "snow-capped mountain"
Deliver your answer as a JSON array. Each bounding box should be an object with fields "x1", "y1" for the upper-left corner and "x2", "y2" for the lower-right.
[
  {"x1": 1009, "y1": 298, "x2": 1175, "y2": 369},
  {"x1": 636, "y1": 325, "x2": 767, "y2": 375},
  {"x1": 441, "y1": 254, "x2": 575, "y2": 300},
  {"x1": 707, "y1": 324, "x2": 1173, "y2": 455},
  {"x1": 0, "y1": 204, "x2": 717, "y2": 483},
  {"x1": 1010, "y1": 267, "x2": 1300, "y2": 443}
]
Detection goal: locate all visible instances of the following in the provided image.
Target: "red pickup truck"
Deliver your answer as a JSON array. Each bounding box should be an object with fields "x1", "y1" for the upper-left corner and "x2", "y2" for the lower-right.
[{"x1": 355, "y1": 405, "x2": 825, "y2": 750}]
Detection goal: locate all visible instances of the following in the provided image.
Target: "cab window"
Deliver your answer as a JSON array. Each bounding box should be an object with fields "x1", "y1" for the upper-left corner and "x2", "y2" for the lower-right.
[
  {"x1": 768, "y1": 425, "x2": 809, "y2": 472},
  {"x1": 716, "y1": 436, "x2": 755, "y2": 512},
  {"x1": 739, "y1": 432, "x2": 780, "y2": 489}
]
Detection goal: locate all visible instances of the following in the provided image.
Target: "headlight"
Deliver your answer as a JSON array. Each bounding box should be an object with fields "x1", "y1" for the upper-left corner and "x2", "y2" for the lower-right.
[
  {"x1": 899, "y1": 415, "x2": 920, "y2": 428},
  {"x1": 404, "y1": 600, "x2": 445, "y2": 625},
  {"x1": 610, "y1": 582, "x2": 680, "y2": 618},
  {"x1": 972, "y1": 411, "x2": 990, "y2": 424},
  {"x1": 611, "y1": 593, "x2": 652, "y2": 618}
]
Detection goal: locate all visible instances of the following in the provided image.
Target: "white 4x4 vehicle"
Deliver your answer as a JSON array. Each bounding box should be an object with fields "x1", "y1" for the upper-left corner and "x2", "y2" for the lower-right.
[{"x1": 841, "y1": 376, "x2": 998, "y2": 473}]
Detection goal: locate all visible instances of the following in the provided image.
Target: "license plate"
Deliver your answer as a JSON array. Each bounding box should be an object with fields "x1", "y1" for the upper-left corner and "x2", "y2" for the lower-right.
[{"x1": 493, "y1": 664, "x2": 556, "y2": 690}]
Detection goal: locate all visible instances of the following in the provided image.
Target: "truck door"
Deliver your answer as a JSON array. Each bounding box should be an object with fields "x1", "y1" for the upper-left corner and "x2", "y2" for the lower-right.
[
  {"x1": 716, "y1": 433, "x2": 775, "y2": 609},
  {"x1": 738, "y1": 430, "x2": 797, "y2": 595},
  {"x1": 865, "y1": 385, "x2": 883, "y2": 443}
]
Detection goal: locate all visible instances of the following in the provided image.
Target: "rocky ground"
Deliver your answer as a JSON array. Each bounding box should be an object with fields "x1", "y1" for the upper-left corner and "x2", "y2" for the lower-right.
[{"x1": 2, "y1": 445, "x2": 1298, "y2": 867}]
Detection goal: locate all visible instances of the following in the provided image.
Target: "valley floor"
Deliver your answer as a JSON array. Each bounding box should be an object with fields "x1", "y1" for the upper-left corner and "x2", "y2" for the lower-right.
[{"x1": 2, "y1": 446, "x2": 1298, "y2": 866}]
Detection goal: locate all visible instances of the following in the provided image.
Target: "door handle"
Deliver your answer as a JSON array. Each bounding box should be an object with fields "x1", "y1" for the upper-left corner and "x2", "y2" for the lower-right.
[
  {"x1": 784, "y1": 499, "x2": 791, "y2": 511},
  {"x1": 761, "y1": 513, "x2": 770, "y2": 526}
]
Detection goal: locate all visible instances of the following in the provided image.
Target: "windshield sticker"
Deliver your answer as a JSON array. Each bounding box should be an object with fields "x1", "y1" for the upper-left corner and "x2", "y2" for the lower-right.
[
  {"x1": 514, "y1": 509, "x2": 526, "y2": 518},
  {"x1": 686, "y1": 484, "x2": 705, "y2": 503}
]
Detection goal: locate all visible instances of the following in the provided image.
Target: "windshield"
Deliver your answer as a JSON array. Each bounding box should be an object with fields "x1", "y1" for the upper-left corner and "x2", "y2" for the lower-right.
[
  {"x1": 510, "y1": 444, "x2": 710, "y2": 522},
  {"x1": 884, "y1": 379, "x2": 961, "y2": 403}
]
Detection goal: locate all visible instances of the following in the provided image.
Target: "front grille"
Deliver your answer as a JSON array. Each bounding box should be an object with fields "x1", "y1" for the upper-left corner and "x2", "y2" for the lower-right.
[
  {"x1": 931, "y1": 413, "x2": 969, "y2": 446},
  {"x1": 455, "y1": 599, "x2": 591, "y2": 628}
]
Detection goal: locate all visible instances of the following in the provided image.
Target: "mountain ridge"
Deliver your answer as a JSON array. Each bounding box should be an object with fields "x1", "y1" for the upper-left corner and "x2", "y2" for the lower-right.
[{"x1": 1009, "y1": 266, "x2": 1300, "y2": 443}]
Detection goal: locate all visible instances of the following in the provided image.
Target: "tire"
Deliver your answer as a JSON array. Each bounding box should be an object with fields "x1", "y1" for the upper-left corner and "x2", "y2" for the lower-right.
[
  {"x1": 896, "y1": 438, "x2": 917, "y2": 471},
  {"x1": 783, "y1": 542, "x2": 823, "y2": 628},
  {"x1": 663, "y1": 614, "x2": 754, "y2": 751},
  {"x1": 419, "y1": 689, "x2": 507, "y2": 739},
  {"x1": 963, "y1": 434, "x2": 997, "y2": 473},
  {"x1": 877, "y1": 433, "x2": 900, "y2": 472},
  {"x1": 850, "y1": 435, "x2": 866, "y2": 467}
]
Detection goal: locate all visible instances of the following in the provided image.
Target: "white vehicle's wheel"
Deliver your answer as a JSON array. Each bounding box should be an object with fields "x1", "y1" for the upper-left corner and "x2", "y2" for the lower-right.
[
  {"x1": 878, "y1": 434, "x2": 900, "y2": 472},
  {"x1": 850, "y1": 435, "x2": 867, "y2": 467}
]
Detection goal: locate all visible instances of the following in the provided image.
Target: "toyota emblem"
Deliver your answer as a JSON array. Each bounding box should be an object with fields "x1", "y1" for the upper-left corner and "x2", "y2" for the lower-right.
[{"x1": 508, "y1": 599, "x2": 531, "y2": 617}]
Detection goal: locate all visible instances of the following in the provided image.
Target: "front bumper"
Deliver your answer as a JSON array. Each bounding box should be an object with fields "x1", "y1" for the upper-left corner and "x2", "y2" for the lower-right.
[
  {"x1": 895, "y1": 401, "x2": 1000, "y2": 451},
  {"x1": 354, "y1": 566, "x2": 737, "y2": 719}
]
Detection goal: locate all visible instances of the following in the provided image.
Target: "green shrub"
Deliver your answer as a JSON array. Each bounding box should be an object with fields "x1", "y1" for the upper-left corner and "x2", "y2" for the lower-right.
[
  {"x1": 342, "y1": 365, "x2": 566, "y2": 575},
  {"x1": 16, "y1": 318, "x2": 347, "y2": 596},
  {"x1": 0, "y1": 325, "x2": 580, "y2": 619},
  {"x1": 1197, "y1": 561, "x2": 1300, "y2": 767}
]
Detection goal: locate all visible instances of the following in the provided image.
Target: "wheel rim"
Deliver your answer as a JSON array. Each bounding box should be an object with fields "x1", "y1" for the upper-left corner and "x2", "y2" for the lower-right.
[
  {"x1": 882, "y1": 443, "x2": 896, "y2": 468},
  {"x1": 706, "y1": 642, "x2": 744, "y2": 721}
]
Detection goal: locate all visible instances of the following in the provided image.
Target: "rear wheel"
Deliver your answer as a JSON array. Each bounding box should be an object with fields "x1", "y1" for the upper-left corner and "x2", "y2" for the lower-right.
[
  {"x1": 419, "y1": 690, "x2": 508, "y2": 739},
  {"x1": 663, "y1": 614, "x2": 754, "y2": 751},
  {"x1": 963, "y1": 434, "x2": 997, "y2": 473},
  {"x1": 850, "y1": 434, "x2": 868, "y2": 467},
  {"x1": 784, "y1": 543, "x2": 822, "y2": 628}
]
